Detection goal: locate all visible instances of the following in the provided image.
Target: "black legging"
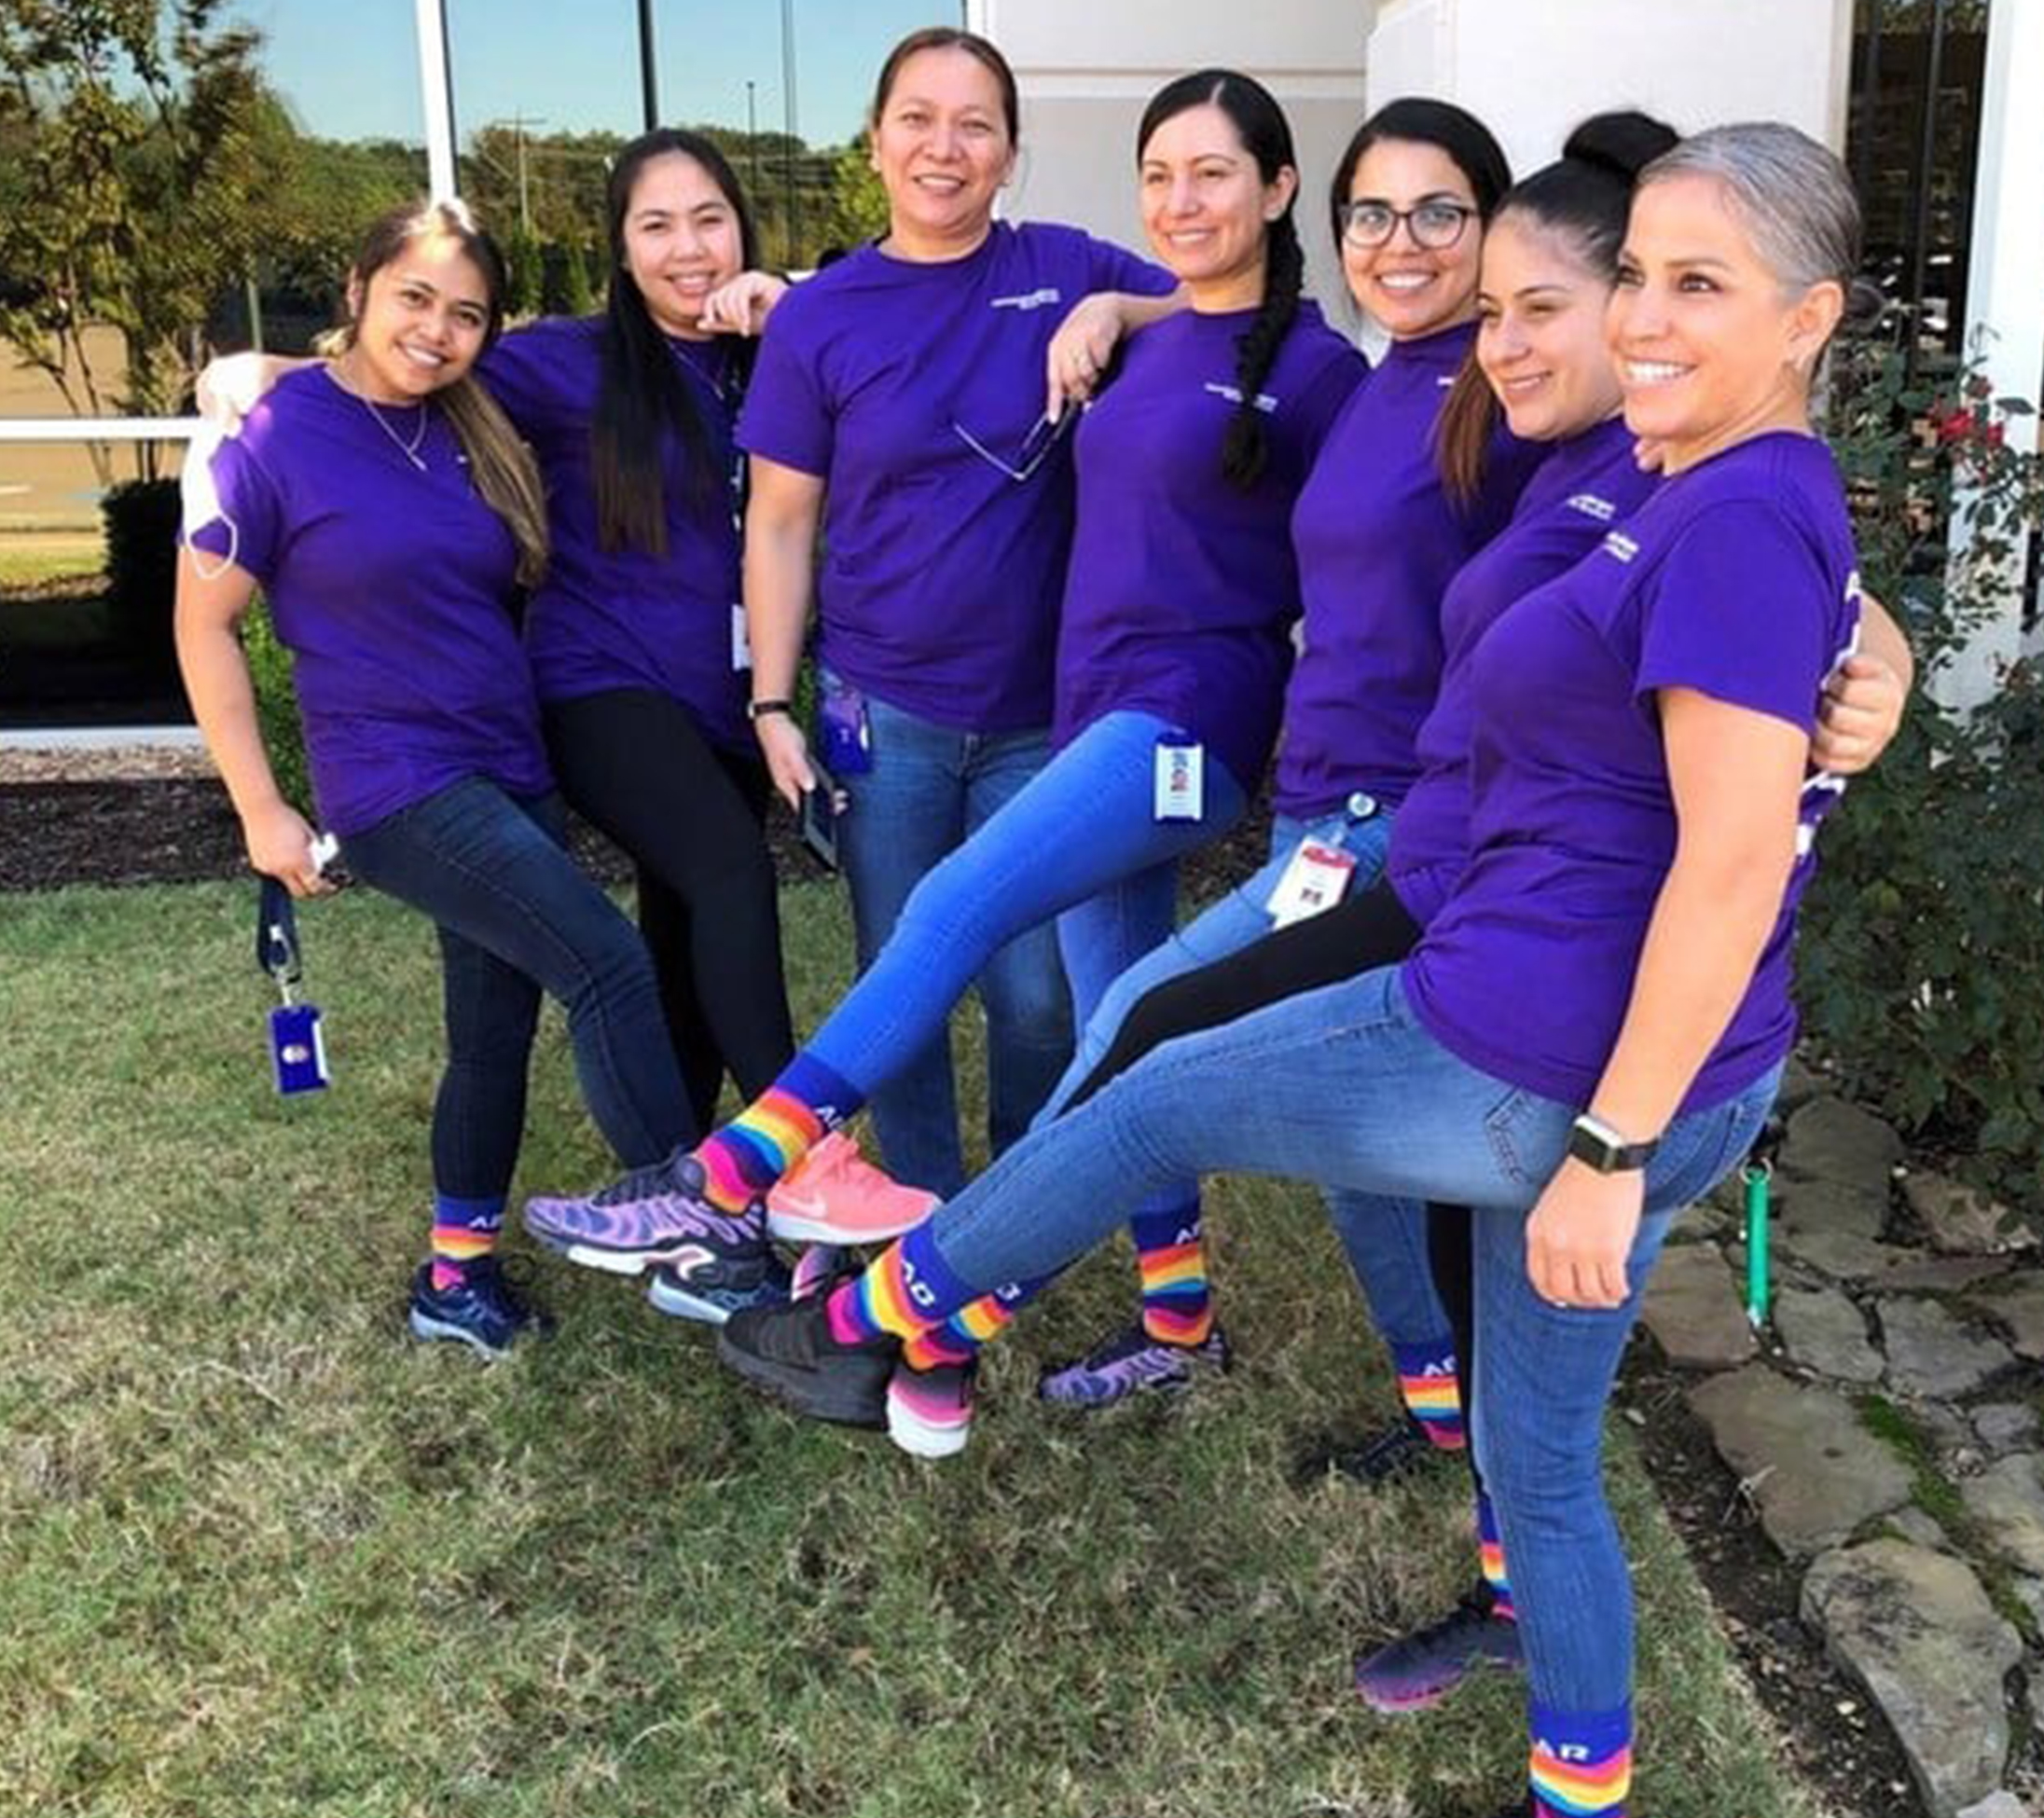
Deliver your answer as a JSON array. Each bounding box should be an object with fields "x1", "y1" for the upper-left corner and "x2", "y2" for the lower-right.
[
  {"x1": 544, "y1": 688, "x2": 795, "y2": 1131},
  {"x1": 1067, "y1": 877, "x2": 1479, "y2": 1476}
]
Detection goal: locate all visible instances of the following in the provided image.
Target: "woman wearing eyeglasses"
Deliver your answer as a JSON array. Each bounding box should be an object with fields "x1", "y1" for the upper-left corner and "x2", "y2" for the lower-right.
[
  {"x1": 732, "y1": 27, "x2": 1179, "y2": 1203},
  {"x1": 527, "y1": 69, "x2": 1364, "y2": 1453},
  {"x1": 1024, "y1": 100, "x2": 1543, "y2": 1432}
]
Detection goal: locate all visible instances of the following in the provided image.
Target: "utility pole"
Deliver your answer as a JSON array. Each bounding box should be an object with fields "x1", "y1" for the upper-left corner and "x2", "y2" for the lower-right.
[{"x1": 507, "y1": 113, "x2": 547, "y2": 236}]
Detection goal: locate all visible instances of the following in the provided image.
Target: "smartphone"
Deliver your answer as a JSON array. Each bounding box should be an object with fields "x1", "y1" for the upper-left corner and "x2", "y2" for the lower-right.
[{"x1": 799, "y1": 760, "x2": 840, "y2": 871}]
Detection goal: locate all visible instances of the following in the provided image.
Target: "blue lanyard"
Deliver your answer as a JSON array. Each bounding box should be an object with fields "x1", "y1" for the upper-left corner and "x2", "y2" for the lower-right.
[{"x1": 257, "y1": 877, "x2": 302, "y2": 998}]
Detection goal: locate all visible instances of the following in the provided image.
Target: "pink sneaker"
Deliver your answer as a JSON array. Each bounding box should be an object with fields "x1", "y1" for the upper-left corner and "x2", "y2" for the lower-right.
[
  {"x1": 764, "y1": 1132, "x2": 939, "y2": 1245},
  {"x1": 886, "y1": 1357, "x2": 975, "y2": 1458}
]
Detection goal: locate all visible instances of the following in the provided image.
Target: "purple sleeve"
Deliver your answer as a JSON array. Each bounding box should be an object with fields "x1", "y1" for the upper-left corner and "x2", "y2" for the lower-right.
[
  {"x1": 1084, "y1": 233, "x2": 1178, "y2": 298},
  {"x1": 1637, "y1": 501, "x2": 1831, "y2": 733},
  {"x1": 733, "y1": 302, "x2": 832, "y2": 476},
  {"x1": 183, "y1": 428, "x2": 284, "y2": 588},
  {"x1": 476, "y1": 327, "x2": 550, "y2": 436},
  {"x1": 1292, "y1": 344, "x2": 1370, "y2": 465}
]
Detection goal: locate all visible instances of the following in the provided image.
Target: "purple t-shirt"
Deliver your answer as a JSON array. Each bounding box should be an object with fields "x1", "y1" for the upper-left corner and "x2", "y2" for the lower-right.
[
  {"x1": 1275, "y1": 320, "x2": 1545, "y2": 819},
  {"x1": 1388, "y1": 416, "x2": 1657, "y2": 926},
  {"x1": 1050, "y1": 301, "x2": 1366, "y2": 789},
  {"x1": 481, "y1": 316, "x2": 749, "y2": 751},
  {"x1": 1404, "y1": 431, "x2": 1863, "y2": 1113},
  {"x1": 737, "y1": 220, "x2": 1171, "y2": 732},
  {"x1": 184, "y1": 366, "x2": 550, "y2": 836}
]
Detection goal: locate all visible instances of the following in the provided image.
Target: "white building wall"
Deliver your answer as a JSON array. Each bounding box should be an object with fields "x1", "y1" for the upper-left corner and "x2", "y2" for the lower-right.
[
  {"x1": 1365, "y1": 0, "x2": 1856, "y2": 162},
  {"x1": 967, "y1": 1, "x2": 1374, "y2": 309}
]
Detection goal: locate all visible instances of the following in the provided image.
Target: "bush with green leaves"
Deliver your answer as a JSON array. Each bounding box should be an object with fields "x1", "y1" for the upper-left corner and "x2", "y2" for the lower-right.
[
  {"x1": 241, "y1": 596, "x2": 311, "y2": 814},
  {"x1": 1802, "y1": 342, "x2": 2044, "y2": 1213}
]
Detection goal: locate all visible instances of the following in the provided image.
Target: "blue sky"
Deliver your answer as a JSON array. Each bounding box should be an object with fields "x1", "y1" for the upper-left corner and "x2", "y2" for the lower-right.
[{"x1": 236, "y1": 0, "x2": 961, "y2": 147}]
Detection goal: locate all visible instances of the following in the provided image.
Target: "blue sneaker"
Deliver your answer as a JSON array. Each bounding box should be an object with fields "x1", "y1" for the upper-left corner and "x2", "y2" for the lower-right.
[
  {"x1": 1353, "y1": 1588, "x2": 1523, "y2": 1714},
  {"x1": 647, "y1": 1246, "x2": 793, "y2": 1326},
  {"x1": 524, "y1": 1149, "x2": 767, "y2": 1283},
  {"x1": 407, "y1": 1259, "x2": 556, "y2": 1358}
]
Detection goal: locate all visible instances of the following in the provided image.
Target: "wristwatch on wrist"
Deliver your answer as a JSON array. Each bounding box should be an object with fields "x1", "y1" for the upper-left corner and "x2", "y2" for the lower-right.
[
  {"x1": 1568, "y1": 1111, "x2": 1659, "y2": 1174},
  {"x1": 747, "y1": 698, "x2": 794, "y2": 722}
]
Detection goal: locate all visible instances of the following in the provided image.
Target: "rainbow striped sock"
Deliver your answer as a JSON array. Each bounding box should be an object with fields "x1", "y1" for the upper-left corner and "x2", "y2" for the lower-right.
[
  {"x1": 429, "y1": 1193, "x2": 504, "y2": 1291},
  {"x1": 1389, "y1": 1336, "x2": 1466, "y2": 1451},
  {"x1": 900, "y1": 1280, "x2": 1035, "y2": 1370},
  {"x1": 1130, "y1": 1205, "x2": 1213, "y2": 1345},
  {"x1": 1529, "y1": 1701, "x2": 1632, "y2": 1817},
  {"x1": 697, "y1": 1054, "x2": 859, "y2": 1212},
  {"x1": 1476, "y1": 1490, "x2": 1516, "y2": 1621},
  {"x1": 825, "y1": 1222, "x2": 978, "y2": 1348}
]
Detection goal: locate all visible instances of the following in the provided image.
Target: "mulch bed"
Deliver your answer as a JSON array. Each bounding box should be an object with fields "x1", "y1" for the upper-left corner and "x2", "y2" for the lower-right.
[{"x1": 0, "y1": 772, "x2": 1924, "y2": 1818}]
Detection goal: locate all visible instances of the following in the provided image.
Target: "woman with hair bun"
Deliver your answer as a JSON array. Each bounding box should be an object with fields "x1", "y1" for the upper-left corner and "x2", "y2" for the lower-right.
[
  {"x1": 527, "y1": 68, "x2": 1365, "y2": 1456},
  {"x1": 177, "y1": 200, "x2": 700, "y2": 1356},
  {"x1": 722, "y1": 118, "x2": 1898, "y2": 1818}
]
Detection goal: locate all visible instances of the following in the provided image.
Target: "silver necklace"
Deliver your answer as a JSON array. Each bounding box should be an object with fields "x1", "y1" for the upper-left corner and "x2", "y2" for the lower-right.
[{"x1": 333, "y1": 359, "x2": 431, "y2": 471}]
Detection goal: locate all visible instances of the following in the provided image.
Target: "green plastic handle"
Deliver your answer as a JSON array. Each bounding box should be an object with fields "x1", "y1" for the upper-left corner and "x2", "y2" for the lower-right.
[{"x1": 1744, "y1": 1161, "x2": 1771, "y2": 1326}]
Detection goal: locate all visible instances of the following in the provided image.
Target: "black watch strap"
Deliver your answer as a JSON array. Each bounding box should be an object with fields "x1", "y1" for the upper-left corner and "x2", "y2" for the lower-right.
[
  {"x1": 1568, "y1": 1113, "x2": 1659, "y2": 1174},
  {"x1": 747, "y1": 698, "x2": 794, "y2": 722}
]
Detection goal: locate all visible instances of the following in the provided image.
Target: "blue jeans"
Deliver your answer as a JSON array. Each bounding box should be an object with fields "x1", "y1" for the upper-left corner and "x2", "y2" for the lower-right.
[
  {"x1": 915, "y1": 962, "x2": 1775, "y2": 1714},
  {"x1": 817, "y1": 709, "x2": 1248, "y2": 1191},
  {"x1": 1041, "y1": 799, "x2": 1449, "y2": 1352},
  {"x1": 835, "y1": 687, "x2": 1071, "y2": 1196},
  {"x1": 341, "y1": 778, "x2": 693, "y2": 1196}
]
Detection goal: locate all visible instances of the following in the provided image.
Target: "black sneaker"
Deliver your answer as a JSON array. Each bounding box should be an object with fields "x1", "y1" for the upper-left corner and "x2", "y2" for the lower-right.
[
  {"x1": 1354, "y1": 1586, "x2": 1524, "y2": 1713},
  {"x1": 1299, "y1": 1414, "x2": 1457, "y2": 1488},
  {"x1": 407, "y1": 1258, "x2": 556, "y2": 1358},
  {"x1": 718, "y1": 1296, "x2": 897, "y2": 1429}
]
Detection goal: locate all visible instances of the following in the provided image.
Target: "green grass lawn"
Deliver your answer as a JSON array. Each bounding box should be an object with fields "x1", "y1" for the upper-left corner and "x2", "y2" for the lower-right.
[{"x1": 0, "y1": 879, "x2": 1824, "y2": 1818}]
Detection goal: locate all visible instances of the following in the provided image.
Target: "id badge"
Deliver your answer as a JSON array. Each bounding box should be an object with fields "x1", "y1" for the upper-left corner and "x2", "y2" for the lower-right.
[
  {"x1": 269, "y1": 1001, "x2": 330, "y2": 1095},
  {"x1": 1153, "y1": 733, "x2": 1204, "y2": 823},
  {"x1": 818, "y1": 681, "x2": 874, "y2": 775},
  {"x1": 1264, "y1": 837, "x2": 1359, "y2": 929},
  {"x1": 730, "y1": 603, "x2": 752, "y2": 672}
]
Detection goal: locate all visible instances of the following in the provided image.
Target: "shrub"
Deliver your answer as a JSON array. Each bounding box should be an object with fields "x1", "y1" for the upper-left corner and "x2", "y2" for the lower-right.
[
  {"x1": 241, "y1": 596, "x2": 311, "y2": 815},
  {"x1": 1802, "y1": 342, "x2": 2044, "y2": 1213},
  {"x1": 101, "y1": 477, "x2": 184, "y2": 680}
]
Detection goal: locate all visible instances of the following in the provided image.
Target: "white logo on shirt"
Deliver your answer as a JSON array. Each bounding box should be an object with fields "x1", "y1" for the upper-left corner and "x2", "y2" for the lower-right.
[
  {"x1": 992, "y1": 287, "x2": 1063, "y2": 311},
  {"x1": 1203, "y1": 381, "x2": 1278, "y2": 414},
  {"x1": 1600, "y1": 530, "x2": 1640, "y2": 563},
  {"x1": 1567, "y1": 491, "x2": 1618, "y2": 522}
]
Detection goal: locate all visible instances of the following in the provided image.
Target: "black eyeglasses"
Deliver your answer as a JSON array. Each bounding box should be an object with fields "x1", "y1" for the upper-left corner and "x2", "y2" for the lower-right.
[{"x1": 1338, "y1": 199, "x2": 1479, "y2": 251}]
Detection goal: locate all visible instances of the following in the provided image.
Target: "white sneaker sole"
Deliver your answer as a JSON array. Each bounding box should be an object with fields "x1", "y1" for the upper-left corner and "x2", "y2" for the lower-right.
[
  {"x1": 765, "y1": 1203, "x2": 931, "y2": 1246},
  {"x1": 885, "y1": 1386, "x2": 973, "y2": 1459}
]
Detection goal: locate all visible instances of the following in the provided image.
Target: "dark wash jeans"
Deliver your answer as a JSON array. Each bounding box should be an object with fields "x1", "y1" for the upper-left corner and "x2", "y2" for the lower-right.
[{"x1": 341, "y1": 776, "x2": 693, "y2": 1200}]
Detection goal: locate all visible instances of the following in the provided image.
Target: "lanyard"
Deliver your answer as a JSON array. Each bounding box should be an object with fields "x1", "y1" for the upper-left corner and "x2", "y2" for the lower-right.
[{"x1": 257, "y1": 877, "x2": 303, "y2": 1003}]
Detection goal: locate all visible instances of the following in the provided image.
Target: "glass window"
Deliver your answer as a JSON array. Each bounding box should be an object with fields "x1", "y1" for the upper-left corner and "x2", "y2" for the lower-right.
[
  {"x1": 653, "y1": 1, "x2": 967, "y2": 268},
  {"x1": 0, "y1": 0, "x2": 426, "y2": 727}
]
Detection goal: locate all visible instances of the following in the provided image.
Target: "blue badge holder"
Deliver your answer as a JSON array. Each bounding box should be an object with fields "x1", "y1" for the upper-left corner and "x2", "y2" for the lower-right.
[{"x1": 257, "y1": 878, "x2": 330, "y2": 1095}]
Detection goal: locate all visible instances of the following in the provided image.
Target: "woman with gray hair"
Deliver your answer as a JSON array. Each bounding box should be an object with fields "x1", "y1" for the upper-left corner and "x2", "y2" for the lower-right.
[{"x1": 719, "y1": 119, "x2": 1879, "y2": 1818}]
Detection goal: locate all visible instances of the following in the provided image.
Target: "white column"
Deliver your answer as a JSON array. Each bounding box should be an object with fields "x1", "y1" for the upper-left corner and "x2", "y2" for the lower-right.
[
  {"x1": 1943, "y1": 0, "x2": 2044, "y2": 700},
  {"x1": 414, "y1": 0, "x2": 460, "y2": 201}
]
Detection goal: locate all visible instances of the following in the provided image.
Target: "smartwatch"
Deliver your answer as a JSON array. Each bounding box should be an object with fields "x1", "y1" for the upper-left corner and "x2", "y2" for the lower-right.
[
  {"x1": 747, "y1": 698, "x2": 794, "y2": 722},
  {"x1": 1568, "y1": 1112, "x2": 1659, "y2": 1174}
]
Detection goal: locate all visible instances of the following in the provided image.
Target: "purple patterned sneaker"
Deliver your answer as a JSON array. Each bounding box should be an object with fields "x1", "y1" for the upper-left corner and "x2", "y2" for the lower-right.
[
  {"x1": 1036, "y1": 1319, "x2": 1231, "y2": 1410},
  {"x1": 523, "y1": 1150, "x2": 766, "y2": 1284},
  {"x1": 1353, "y1": 1588, "x2": 1523, "y2": 1714}
]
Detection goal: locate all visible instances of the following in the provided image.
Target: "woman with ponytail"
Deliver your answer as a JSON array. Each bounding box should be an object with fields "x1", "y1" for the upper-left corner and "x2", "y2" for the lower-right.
[
  {"x1": 176, "y1": 200, "x2": 700, "y2": 1356},
  {"x1": 526, "y1": 70, "x2": 1364, "y2": 1453}
]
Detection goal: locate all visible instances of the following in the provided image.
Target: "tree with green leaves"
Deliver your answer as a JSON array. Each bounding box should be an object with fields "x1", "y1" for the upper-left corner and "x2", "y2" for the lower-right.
[{"x1": 0, "y1": 0, "x2": 274, "y2": 481}]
